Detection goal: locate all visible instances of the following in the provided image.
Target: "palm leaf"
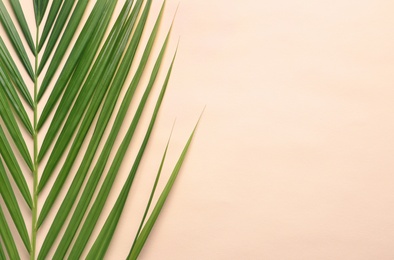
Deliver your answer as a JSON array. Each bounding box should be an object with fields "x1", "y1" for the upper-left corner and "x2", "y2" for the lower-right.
[
  {"x1": 37, "y1": 0, "x2": 121, "y2": 189},
  {"x1": 0, "y1": 126, "x2": 32, "y2": 208},
  {"x1": 0, "y1": 0, "x2": 33, "y2": 78},
  {"x1": 0, "y1": 158, "x2": 30, "y2": 252},
  {"x1": 37, "y1": 0, "x2": 62, "y2": 52},
  {"x1": 7, "y1": 0, "x2": 35, "y2": 53},
  {"x1": 66, "y1": 34, "x2": 173, "y2": 259},
  {"x1": 129, "y1": 122, "x2": 174, "y2": 253},
  {"x1": 37, "y1": 0, "x2": 87, "y2": 76},
  {"x1": 87, "y1": 55, "x2": 180, "y2": 259},
  {"x1": 33, "y1": 0, "x2": 50, "y2": 25},
  {"x1": 37, "y1": 0, "x2": 120, "y2": 130},
  {"x1": 0, "y1": 0, "x2": 199, "y2": 259},
  {"x1": 0, "y1": 205, "x2": 20, "y2": 259},
  {"x1": 0, "y1": 64, "x2": 33, "y2": 135},
  {"x1": 0, "y1": 80, "x2": 33, "y2": 169},
  {"x1": 0, "y1": 37, "x2": 33, "y2": 107},
  {"x1": 37, "y1": 0, "x2": 103, "y2": 98},
  {"x1": 128, "y1": 116, "x2": 201, "y2": 259},
  {"x1": 37, "y1": 0, "x2": 147, "y2": 228},
  {"x1": 0, "y1": 241, "x2": 6, "y2": 260}
]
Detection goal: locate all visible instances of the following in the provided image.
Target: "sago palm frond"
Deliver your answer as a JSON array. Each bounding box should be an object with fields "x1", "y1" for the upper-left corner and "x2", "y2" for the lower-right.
[{"x1": 0, "y1": 0, "x2": 199, "y2": 259}]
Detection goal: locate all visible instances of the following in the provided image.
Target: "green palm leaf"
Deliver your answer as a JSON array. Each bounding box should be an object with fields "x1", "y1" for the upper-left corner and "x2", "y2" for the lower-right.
[
  {"x1": 0, "y1": 205, "x2": 20, "y2": 259},
  {"x1": 37, "y1": 0, "x2": 147, "y2": 228},
  {"x1": 37, "y1": 0, "x2": 62, "y2": 52},
  {"x1": 37, "y1": 0, "x2": 103, "y2": 98},
  {"x1": 0, "y1": 80, "x2": 33, "y2": 169},
  {"x1": 128, "y1": 116, "x2": 201, "y2": 259},
  {"x1": 0, "y1": 241, "x2": 6, "y2": 260},
  {"x1": 0, "y1": 37, "x2": 33, "y2": 107},
  {"x1": 0, "y1": 0, "x2": 200, "y2": 259},
  {"x1": 7, "y1": 0, "x2": 35, "y2": 53},
  {"x1": 0, "y1": 159, "x2": 30, "y2": 252},
  {"x1": 0, "y1": 126, "x2": 32, "y2": 208},
  {"x1": 0, "y1": 0, "x2": 33, "y2": 78}
]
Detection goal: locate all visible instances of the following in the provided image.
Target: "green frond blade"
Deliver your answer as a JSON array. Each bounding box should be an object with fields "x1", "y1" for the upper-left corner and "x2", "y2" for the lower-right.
[
  {"x1": 52, "y1": 21, "x2": 167, "y2": 260},
  {"x1": 0, "y1": 65, "x2": 34, "y2": 135},
  {"x1": 37, "y1": 0, "x2": 116, "y2": 164},
  {"x1": 33, "y1": 0, "x2": 49, "y2": 25},
  {"x1": 37, "y1": 0, "x2": 118, "y2": 130},
  {"x1": 37, "y1": 0, "x2": 50, "y2": 25},
  {"x1": 36, "y1": 1, "x2": 140, "y2": 258},
  {"x1": 0, "y1": 79, "x2": 33, "y2": 170},
  {"x1": 128, "y1": 118, "x2": 201, "y2": 260},
  {"x1": 37, "y1": 0, "x2": 77, "y2": 73},
  {"x1": 37, "y1": 0, "x2": 143, "y2": 227},
  {"x1": 38, "y1": 0, "x2": 132, "y2": 165},
  {"x1": 0, "y1": 0, "x2": 34, "y2": 79},
  {"x1": 0, "y1": 241, "x2": 5, "y2": 260},
  {"x1": 0, "y1": 126, "x2": 32, "y2": 208},
  {"x1": 38, "y1": 0, "x2": 136, "y2": 173},
  {"x1": 33, "y1": 0, "x2": 38, "y2": 24},
  {"x1": 7, "y1": 0, "x2": 35, "y2": 53},
  {"x1": 41, "y1": 5, "x2": 169, "y2": 258},
  {"x1": 88, "y1": 123, "x2": 173, "y2": 260},
  {"x1": 0, "y1": 205, "x2": 20, "y2": 260},
  {"x1": 68, "y1": 35, "x2": 174, "y2": 260},
  {"x1": 129, "y1": 124, "x2": 174, "y2": 253},
  {"x1": 0, "y1": 159, "x2": 31, "y2": 252},
  {"x1": 37, "y1": 0, "x2": 63, "y2": 52},
  {"x1": 0, "y1": 37, "x2": 33, "y2": 107},
  {"x1": 38, "y1": 0, "x2": 102, "y2": 98}
]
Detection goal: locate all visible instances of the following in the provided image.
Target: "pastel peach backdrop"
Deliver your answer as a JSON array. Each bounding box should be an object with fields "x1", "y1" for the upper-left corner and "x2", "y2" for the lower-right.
[{"x1": 2, "y1": 0, "x2": 394, "y2": 259}]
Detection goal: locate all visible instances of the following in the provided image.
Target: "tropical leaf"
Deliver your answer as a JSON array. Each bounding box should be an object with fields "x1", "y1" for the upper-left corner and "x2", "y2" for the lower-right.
[
  {"x1": 0, "y1": 241, "x2": 6, "y2": 260},
  {"x1": 0, "y1": 159, "x2": 30, "y2": 252},
  {"x1": 7, "y1": 0, "x2": 35, "y2": 53},
  {"x1": 0, "y1": 205, "x2": 20, "y2": 259},
  {"x1": 0, "y1": 37, "x2": 33, "y2": 107},
  {"x1": 0, "y1": 0, "x2": 200, "y2": 259},
  {"x1": 0, "y1": 0, "x2": 33, "y2": 78}
]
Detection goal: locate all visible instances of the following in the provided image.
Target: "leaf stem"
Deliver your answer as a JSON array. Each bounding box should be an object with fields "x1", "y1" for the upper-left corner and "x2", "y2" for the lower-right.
[{"x1": 31, "y1": 24, "x2": 39, "y2": 260}]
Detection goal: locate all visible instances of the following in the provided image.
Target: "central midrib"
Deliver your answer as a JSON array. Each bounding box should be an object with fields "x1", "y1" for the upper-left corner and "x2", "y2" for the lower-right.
[{"x1": 30, "y1": 23, "x2": 39, "y2": 260}]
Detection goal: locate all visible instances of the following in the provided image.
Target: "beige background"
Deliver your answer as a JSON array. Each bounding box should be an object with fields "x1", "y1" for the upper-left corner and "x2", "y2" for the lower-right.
[{"x1": 2, "y1": 0, "x2": 394, "y2": 259}]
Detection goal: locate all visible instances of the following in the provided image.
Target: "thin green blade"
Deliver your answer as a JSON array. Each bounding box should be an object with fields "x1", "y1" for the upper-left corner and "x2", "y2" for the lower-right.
[
  {"x1": 37, "y1": 0, "x2": 63, "y2": 52},
  {"x1": 37, "y1": 0, "x2": 118, "y2": 129},
  {"x1": 0, "y1": 78, "x2": 33, "y2": 170},
  {"x1": 0, "y1": 37, "x2": 33, "y2": 107},
  {"x1": 38, "y1": 0, "x2": 102, "y2": 98},
  {"x1": 0, "y1": 0, "x2": 33, "y2": 79},
  {"x1": 0, "y1": 126, "x2": 32, "y2": 208},
  {"x1": 37, "y1": 0, "x2": 117, "y2": 165},
  {"x1": 0, "y1": 65, "x2": 34, "y2": 135},
  {"x1": 33, "y1": 0, "x2": 39, "y2": 24},
  {"x1": 38, "y1": 0, "x2": 136, "y2": 190},
  {"x1": 0, "y1": 205, "x2": 20, "y2": 260},
  {"x1": 0, "y1": 241, "x2": 5, "y2": 260},
  {"x1": 37, "y1": 0, "x2": 142, "y2": 227},
  {"x1": 69, "y1": 41, "x2": 175, "y2": 260},
  {"x1": 7, "y1": 0, "x2": 35, "y2": 52},
  {"x1": 129, "y1": 124, "x2": 174, "y2": 253},
  {"x1": 37, "y1": 1, "x2": 139, "y2": 258},
  {"x1": 0, "y1": 159, "x2": 31, "y2": 252},
  {"x1": 37, "y1": 0, "x2": 77, "y2": 74},
  {"x1": 39, "y1": 0, "x2": 137, "y2": 187},
  {"x1": 43, "y1": 4, "x2": 169, "y2": 259},
  {"x1": 37, "y1": 0, "x2": 50, "y2": 24},
  {"x1": 128, "y1": 119, "x2": 201, "y2": 260},
  {"x1": 88, "y1": 123, "x2": 174, "y2": 260}
]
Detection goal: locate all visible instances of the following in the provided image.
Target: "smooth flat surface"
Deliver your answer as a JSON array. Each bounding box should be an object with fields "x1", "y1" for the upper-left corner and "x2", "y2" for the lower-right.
[
  {"x1": 2, "y1": 0, "x2": 394, "y2": 259},
  {"x1": 133, "y1": 1, "x2": 394, "y2": 259}
]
